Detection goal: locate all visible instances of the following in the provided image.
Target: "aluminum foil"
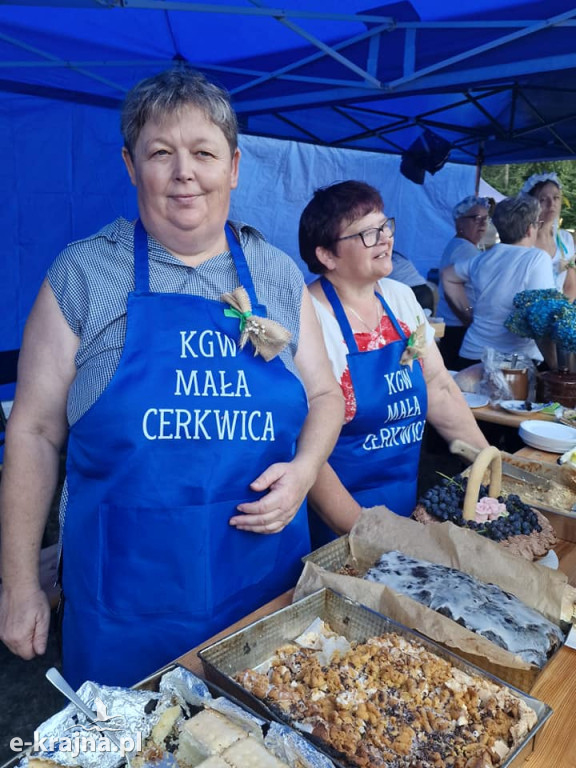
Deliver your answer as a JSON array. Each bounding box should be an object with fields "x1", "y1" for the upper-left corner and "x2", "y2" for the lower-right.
[
  {"x1": 265, "y1": 721, "x2": 335, "y2": 768},
  {"x1": 158, "y1": 665, "x2": 211, "y2": 707},
  {"x1": 16, "y1": 666, "x2": 334, "y2": 768},
  {"x1": 17, "y1": 680, "x2": 167, "y2": 768}
]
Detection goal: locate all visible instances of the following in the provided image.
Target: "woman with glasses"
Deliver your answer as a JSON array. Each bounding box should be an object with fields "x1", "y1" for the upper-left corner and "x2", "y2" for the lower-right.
[
  {"x1": 522, "y1": 172, "x2": 576, "y2": 301},
  {"x1": 437, "y1": 196, "x2": 492, "y2": 371},
  {"x1": 442, "y1": 195, "x2": 556, "y2": 366},
  {"x1": 299, "y1": 181, "x2": 488, "y2": 549}
]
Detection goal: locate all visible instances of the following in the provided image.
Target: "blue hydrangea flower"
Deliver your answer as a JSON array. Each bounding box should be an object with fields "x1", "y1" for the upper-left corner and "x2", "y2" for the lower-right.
[
  {"x1": 551, "y1": 306, "x2": 576, "y2": 352},
  {"x1": 505, "y1": 289, "x2": 574, "y2": 343}
]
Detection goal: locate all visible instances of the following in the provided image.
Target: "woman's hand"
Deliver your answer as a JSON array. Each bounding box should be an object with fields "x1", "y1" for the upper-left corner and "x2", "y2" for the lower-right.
[
  {"x1": 0, "y1": 279, "x2": 76, "y2": 661},
  {"x1": 0, "y1": 585, "x2": 51, "y2": 659},
  {"x1": 230, "y1": 287, "x2": 344, "y2": 535},
  {"x1": 229, "y1": 459, "x2": 316, "y2": 533}
]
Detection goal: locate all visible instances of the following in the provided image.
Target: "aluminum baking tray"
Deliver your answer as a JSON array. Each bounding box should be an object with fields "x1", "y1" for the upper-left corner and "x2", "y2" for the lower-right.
[
  {"x1": 302, "y1": 534, "x2": 351, "y2": 571},
  {"x1": 300, "y1": 534, "x2": 568, "y2": 693},
  {"x1": 199, "y1": 588, "x2": 553, "y2": 768}
]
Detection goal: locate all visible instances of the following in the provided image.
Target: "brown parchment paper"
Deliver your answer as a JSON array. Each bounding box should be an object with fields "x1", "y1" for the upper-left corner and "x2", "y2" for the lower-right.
[{"x1": 294, "y1": 506, "x2": 569, "y2": 678}]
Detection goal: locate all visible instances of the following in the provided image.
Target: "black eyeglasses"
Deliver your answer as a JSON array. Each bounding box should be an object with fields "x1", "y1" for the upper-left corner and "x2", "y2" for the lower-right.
[
  {"x1": 335, "y1": 218, "x2": 395, "y2": 248},
  {"x1": 461, "y1": 214, "x2": 489, "y2": 224}
]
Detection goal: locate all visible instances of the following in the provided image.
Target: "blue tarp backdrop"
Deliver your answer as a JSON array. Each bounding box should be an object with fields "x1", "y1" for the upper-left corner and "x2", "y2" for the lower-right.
[{"x1": 1, "y1": 0, "x2": 575, "y2": 351}]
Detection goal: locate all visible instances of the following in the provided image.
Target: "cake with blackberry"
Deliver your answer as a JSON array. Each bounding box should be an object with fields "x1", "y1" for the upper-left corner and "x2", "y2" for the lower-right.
[
  {"x1": 363, "y1": 551, "x2": 564, "y2": 667},
  {"x1": 412, "y1": 446, "x2": 556, "y2": 560}
]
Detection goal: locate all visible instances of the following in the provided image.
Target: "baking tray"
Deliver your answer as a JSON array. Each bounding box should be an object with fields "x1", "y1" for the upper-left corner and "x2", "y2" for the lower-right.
[
  {"x1": 0, "y1": 664, "x2": 334, "y2": 768},
  {"x1": 302, "y1": 534, "x2": 352, "y2": 571},
  {"x1": 471, "y1": 453, "x2": 576, "y2": 542},
  {"x1": 199, "y1": 588, "x2": 553, "y2": 768},
  {"x1": 301, "y1": 534, "x2": 568, "y2": 692}
]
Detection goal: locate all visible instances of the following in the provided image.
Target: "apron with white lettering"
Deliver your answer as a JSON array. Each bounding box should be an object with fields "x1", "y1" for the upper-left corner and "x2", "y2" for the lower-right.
[
  {"x1": 62, "y1": 221, "x2": 310, "y2": 687},
  {"x1": 309, "y1": 277, "x2": 427, "y2": 548}
]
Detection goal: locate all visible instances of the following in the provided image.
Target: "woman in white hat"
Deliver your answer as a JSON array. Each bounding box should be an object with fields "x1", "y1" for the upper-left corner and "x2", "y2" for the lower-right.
[{"x1": 522, "y1": 172, "x2": 576, "y2": 300}]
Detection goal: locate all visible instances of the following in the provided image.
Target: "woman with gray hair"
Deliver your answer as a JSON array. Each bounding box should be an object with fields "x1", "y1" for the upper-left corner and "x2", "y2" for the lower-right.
[
  {"x1": 437, "y1": 195, "x2": 491, "y2": 370},
  {"x1": 0, "y1": 68, "x2": 343, "y2": 687},
  {"x1": 442, "y1": 195, "x2": 556, "y2": 364}
]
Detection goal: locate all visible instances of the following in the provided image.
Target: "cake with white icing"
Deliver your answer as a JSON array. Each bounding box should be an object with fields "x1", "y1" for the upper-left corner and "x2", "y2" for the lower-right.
[{"x1": 363, "y1": 550, "x2": 564, "y2": 667}]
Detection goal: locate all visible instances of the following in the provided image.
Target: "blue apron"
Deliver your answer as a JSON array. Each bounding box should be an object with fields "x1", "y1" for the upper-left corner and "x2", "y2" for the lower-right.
[
  {"x1": 61, "y1": 221, "x2": 310, "y2": 687},
  {"x1": 309, "y1": 277, "x2": 427, "y2": 549}
]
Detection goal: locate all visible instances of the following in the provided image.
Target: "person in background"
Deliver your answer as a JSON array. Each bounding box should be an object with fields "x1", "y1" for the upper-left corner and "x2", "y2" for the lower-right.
[
  {"x1": 442, "y1": 195, "x2": 556, "y2": 365},
  {"x1": 0, "y1": 68, "x2": 343, "y2": 688},
  {"x1": 437, "y1": 196, "x2": 491, "y2": 371},
  {"x1": 390, "y1": 249, "x2": 435, "y2": 313},
  {"x1": 298, "y1": 181, "x2": 489, "y2": 549},
  {"x1": 521, "y1": 172, "x2": 576, "y2": 301}
]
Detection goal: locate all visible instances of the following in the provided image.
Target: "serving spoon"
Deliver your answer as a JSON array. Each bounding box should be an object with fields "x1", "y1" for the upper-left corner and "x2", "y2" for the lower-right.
[{"x1": 45, "y1": 667, "x2": 133, "y2": 766}]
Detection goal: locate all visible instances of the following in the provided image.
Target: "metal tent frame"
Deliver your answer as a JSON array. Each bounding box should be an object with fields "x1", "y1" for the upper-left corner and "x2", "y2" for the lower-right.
[{"x1": 0, "y1": 0, "x2": 575, "y2": 163}]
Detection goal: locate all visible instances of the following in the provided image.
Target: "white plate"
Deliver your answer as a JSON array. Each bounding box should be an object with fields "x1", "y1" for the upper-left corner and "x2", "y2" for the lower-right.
[
  {"x1": 518, "y1": 420, "x2": 576, "y2": 453},
  {"x1": 499, "y1": 400, "x2": 547, "y2": 415},
  {"x1": 463, "y1": 393, "x2": 489, "y2": 409}
]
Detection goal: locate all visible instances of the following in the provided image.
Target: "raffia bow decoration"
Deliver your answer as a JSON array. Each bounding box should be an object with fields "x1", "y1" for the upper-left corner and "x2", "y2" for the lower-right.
[
  {"x1": 400, "y1": 322, "x2": 427, "y2": 369},
  {"x1": 221, "y1": 286, "x2": 292, "y2": 361}
]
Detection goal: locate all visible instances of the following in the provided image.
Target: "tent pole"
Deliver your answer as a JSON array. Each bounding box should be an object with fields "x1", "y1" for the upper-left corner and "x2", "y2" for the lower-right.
[{"x1": 475, "y1": 142, "x2": 485, "y2": 195}]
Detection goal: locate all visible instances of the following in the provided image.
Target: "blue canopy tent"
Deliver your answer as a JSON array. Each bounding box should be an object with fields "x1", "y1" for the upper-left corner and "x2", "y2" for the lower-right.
[
  {"x1": 0, "y1": 0, "x2": 575, "y2": 355},
  {"x1": 1, "y1": 0, "x2": 575, "y2": 161}
]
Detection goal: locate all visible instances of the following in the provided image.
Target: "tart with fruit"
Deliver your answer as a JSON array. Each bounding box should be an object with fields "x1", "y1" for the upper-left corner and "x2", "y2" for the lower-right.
[{"x1": 412, "y1": 446, "x2": 557, "y2": 560}]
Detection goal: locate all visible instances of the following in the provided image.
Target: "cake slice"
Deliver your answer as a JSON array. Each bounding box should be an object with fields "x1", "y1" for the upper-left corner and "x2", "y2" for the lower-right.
[
  {"x1": 195, "y1": 758, "x2": 230, "y2": 768},
  {"x1": 222, "y1": 736, "x2": 289, "y2": 768},
  {"x1": 175, "y1": 709, "x2": 248, "y2": 765}
]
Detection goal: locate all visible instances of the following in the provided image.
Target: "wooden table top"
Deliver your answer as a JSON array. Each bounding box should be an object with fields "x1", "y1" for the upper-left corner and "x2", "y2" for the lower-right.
[
  {"x1": 472, "y1": 403, "x2": 557, "y2": 428},
  {"x1": 178, "y1": 447, "x2": 576, "y2": 768}
]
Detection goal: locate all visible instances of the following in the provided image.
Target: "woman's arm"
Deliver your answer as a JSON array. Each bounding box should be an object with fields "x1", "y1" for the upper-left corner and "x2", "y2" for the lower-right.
[
  {"x1": 0, "y1": 280, "x2": 78, "y2": 659},
  {"x1": 424, "y1": 341, "x2": 489, "y2": 448},
  {"x1": 562, "y1": 267, "x2": 576, "y2": 301},
  {"x1": 441, "y1": 265, "x2": 473, "y2": 325},
  {"x1": 307, "y1": 462, "x2": 362, "y2": 536},
  {"x1": 230, "y1": 286, "x2": 344, "y2": 533}
]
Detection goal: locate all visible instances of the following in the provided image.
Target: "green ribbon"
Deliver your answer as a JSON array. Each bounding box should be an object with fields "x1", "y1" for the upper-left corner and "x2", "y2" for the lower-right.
[{"x1": 224, "y1": 307, "x2": 253, "y2": 332}]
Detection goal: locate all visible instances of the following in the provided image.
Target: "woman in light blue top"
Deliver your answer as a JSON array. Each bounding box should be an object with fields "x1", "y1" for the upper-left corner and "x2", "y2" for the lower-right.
[{"x1": 437, "y1": 195, "x2": 491, "y2": 370}]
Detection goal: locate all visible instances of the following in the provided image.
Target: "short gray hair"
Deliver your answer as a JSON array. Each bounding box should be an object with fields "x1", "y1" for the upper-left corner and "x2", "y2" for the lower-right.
[
  {"x1": 492, "y1": 195, "x2": 541, "y2": 244},
  {"x1": 121, "y1": 68, "x2": 238, "y2": 157}
]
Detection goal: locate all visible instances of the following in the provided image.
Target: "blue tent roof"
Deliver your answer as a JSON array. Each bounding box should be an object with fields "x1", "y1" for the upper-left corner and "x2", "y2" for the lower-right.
[
  {"x1": 1, "y1": 0, "x2": 575, "y2": 163},
  {"x1": 1, "y1": 0, "x2": 575, "y2": 356}
]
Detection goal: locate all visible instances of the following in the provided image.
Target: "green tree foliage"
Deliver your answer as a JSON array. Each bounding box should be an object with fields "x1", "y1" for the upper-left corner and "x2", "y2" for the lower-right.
[{"x1": 483, "y1": 161, "x2": 576, "y2": 230}]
